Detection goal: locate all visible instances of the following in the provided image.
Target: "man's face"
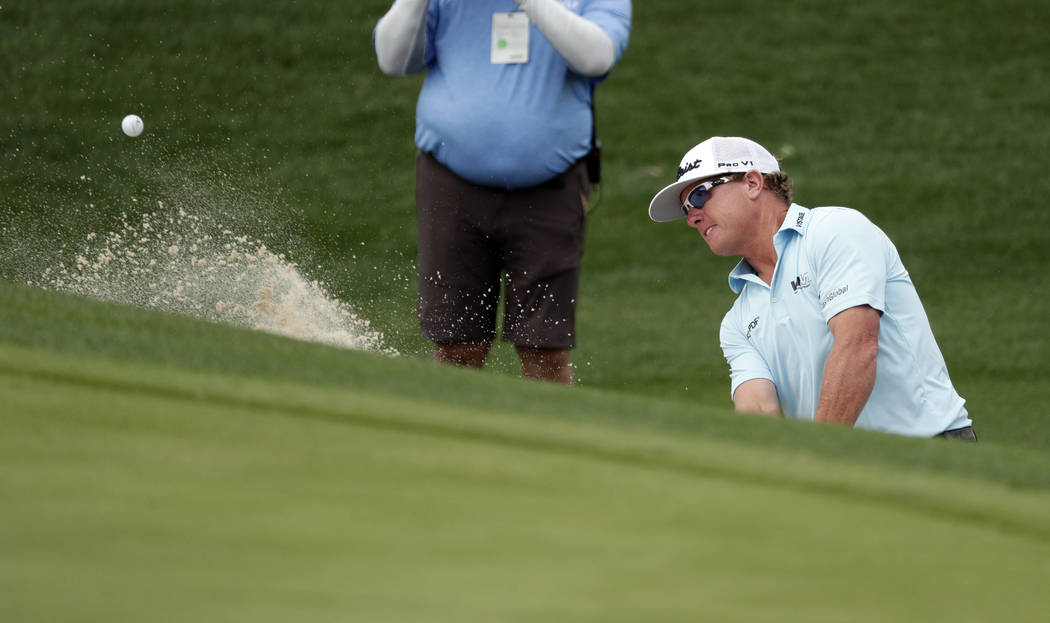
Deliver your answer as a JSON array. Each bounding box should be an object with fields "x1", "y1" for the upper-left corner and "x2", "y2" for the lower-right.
[{"x1": 680, "y1": 175, "x2": 748, "y2": 256}]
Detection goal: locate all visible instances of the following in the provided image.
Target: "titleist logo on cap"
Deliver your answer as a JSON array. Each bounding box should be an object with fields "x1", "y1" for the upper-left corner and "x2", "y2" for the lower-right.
[{"x1": 677, "y1": 159, "x2": 702, "y2": 180}]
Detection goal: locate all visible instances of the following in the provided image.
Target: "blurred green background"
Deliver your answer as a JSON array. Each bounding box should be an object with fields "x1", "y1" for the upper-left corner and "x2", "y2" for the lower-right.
[
  {"x1": 4, "y1": 2, "x2": 1050, "y2": 620},
  {"x1": 3, "y1": 0, "x2": 1048, "y2": 440}
]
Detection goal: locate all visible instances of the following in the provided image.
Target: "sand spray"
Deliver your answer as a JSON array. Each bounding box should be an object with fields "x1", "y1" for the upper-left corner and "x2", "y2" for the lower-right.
[{"x1": 7, "y1": 148, "x2": 397, "y2": 355}]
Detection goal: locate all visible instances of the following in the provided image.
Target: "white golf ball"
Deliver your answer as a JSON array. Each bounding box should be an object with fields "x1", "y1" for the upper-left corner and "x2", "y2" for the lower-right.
[{"x1": 121, "y1": 114, "x2": 144, "y2": 137}]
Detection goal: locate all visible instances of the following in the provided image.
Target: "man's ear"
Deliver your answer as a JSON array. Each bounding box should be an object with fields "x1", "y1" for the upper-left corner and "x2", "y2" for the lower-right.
[{"x1": 743, "y1": 169, "x2": 764, "y2": 198}]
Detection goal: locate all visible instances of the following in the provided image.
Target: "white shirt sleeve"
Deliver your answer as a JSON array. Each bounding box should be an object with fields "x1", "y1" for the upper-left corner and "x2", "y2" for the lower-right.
[
  {"x1": 720, "y1": 306, "x2": 774, "y2": 400},
  {"x1": 804, "y1": 208, "x2": 889, "y2": 322},
  {"x1": 514, "y1": 0, "x2": 616, "y2": 76},
  {"x1": 374, "y1": 0, "x2": 430, "y2": 76}
]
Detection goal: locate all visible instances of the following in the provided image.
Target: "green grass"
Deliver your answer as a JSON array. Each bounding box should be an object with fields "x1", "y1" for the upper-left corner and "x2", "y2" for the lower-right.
[
  {"x1": 3, "y1": 284, "x2": 1050, "y2": 621},
  {"x1": 3, "y1": 0, "x2": 1050, "y2": 619},
  {"x1": 3, "y1": 0, "x2": 1048, "y2": 432}
]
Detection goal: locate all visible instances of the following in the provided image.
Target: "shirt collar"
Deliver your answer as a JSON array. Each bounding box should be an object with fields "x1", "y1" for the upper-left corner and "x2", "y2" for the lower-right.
[
  {"x1": 728, "y1": 258, "x2": 758, "y2": 293},
  {"x1": 779, "y1": 203, "x2": 810, "y2": 236}
]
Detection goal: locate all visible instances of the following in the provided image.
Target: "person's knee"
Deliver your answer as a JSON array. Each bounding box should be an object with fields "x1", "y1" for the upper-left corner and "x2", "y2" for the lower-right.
[
  {"x1": 516, "y1": 346, "x2": 573, "y2": 384},
  {"x1": 435, "y1": 341, "x2": 491, "y2": 368}
]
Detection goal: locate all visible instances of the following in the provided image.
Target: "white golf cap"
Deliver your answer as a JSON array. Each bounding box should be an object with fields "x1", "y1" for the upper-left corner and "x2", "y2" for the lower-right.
[{"x1": 648, "y1": 136, "x2": 780, "y2": 222}]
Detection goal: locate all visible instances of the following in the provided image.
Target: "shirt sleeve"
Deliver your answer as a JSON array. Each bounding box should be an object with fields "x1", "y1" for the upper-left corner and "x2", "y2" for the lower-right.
[
  {"x1": 720, "y1": 308, "x2": 774, "y2": 400},
  {"x1": 373, "y1": 0, "x2": 432, "y2": 76},
  {"x1": 805, "y1": 208, "x2": 889, "y2": 322},
  {"x1": 583, "y1": 0, "x2": 633, "y2": 63},
  {"x1": 514, "y1": 0, "x2": 615, "y2": 76}
]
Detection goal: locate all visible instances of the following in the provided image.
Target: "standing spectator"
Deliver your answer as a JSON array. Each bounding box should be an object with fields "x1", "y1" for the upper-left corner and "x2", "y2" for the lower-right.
[{"x1": 374, "y1": 0, "x2": 632, "y2": 383}]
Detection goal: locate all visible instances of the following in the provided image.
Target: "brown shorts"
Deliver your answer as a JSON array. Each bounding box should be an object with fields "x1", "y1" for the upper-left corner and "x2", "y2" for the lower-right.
[{"x1": 415, "y1": 151, "x2": 589, "y2": 348}]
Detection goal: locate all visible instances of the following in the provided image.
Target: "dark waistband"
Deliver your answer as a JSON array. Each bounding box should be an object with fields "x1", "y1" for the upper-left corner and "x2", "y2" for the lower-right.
[
  {"x1": 937, "y1": 426, "x2": 977, "y2": 442},
  {"x1": 420, "y1": 150, "x2": 583, "y2": 193}
]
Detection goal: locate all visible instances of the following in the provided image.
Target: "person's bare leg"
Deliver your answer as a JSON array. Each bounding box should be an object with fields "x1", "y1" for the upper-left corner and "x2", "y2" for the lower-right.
[
  {"x1": 435, "y1": 341, "x2": 492, "y2": 369},
  {"x1": 516, "y1": 345, "x2": 573, "y2": 384}
]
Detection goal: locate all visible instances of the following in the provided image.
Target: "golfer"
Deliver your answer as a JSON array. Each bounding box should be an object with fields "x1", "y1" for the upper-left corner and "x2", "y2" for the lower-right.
[{"x1": 649, "y1": 136, "x2": 975, "y2": 440}]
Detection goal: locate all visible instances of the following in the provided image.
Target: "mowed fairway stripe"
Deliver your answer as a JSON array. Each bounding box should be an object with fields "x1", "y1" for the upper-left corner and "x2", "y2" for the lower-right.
[
  {"x1": 3, "y1": 350, "x2": 1050, "y2": 621},
  {"x1": 2, "y1": 342, "x2": 1049, "y2": 542}
]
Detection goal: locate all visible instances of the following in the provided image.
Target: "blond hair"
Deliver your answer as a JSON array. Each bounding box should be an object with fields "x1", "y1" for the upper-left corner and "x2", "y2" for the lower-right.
[
  {"x1": 726, "y1": 170, "x2": 793, "y2": 205},
  {"x1": 762, "y1": 171, "x2": 793, "y2": 205}
]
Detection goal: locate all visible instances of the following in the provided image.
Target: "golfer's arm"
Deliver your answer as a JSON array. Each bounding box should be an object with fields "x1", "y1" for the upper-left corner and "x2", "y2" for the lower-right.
[
  {"x1": 815, "y1": 305, "x2": 881, "y2": 426},
  {"x1": 733, "y1": 379, "x2": 781, "y2": 417},
  {"x1": 374, "y1": 0, "x2": 430, "y2": 76},
  {"x1": 514, "y1": 0, "x2": 615, "y2": 76}
]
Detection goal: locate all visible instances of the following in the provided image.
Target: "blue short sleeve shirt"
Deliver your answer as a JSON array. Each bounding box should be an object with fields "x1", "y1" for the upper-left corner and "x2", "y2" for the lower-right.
[
  {"x1": 720, "y1": 204, "x2": 970, "y2": 437},
  {"x1": 411, "y1": 0, "x2": 632, "y2": 189}
]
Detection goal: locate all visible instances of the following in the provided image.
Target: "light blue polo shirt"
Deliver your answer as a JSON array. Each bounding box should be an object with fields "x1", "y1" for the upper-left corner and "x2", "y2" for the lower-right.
[
  {"x1": 410, "y1": 0, "x2": 632, "y2": 189},
  {"x1": 720, "y1": 204, "x2": 971, "y2": 437}
]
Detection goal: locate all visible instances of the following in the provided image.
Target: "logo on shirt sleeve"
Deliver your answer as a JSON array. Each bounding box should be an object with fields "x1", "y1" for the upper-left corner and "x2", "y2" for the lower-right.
[
  {"x1": 745, "y1": 316, "x2": 760, "y2": 339},
  {"x1": 819, "y1": 285, "x2": 848, "y2": 309}
]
